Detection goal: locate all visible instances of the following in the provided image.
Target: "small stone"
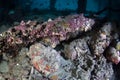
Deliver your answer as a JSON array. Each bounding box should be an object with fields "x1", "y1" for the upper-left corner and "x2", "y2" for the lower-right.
[
  {"x1": 0, "y1": 61, "x2": 9, "y2": 73},
  {"x1": 116, "y1": 42, "x2": 120, "y2": 50},
  {"x1": 0, "y1": 76, "x2": 5, "y2": 80},
  {"x1": 13, "y1": 22, "x2": 19, "y2": 26},
  {"x1": 48, "y1": 18, "x2": 52, "y2": 22},
  {"x1": 106, "y1": 47, "x2": 120, "y2": 64}
]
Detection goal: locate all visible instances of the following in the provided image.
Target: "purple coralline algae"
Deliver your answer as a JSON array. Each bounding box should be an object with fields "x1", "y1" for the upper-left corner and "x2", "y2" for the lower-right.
[{"x1": 0, "y1": 14, "x2": 95, "y2": 56}]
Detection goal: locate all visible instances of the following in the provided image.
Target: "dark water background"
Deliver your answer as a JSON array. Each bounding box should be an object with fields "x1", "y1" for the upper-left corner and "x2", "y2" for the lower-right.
[{"x1": 0, "y1": 0, "x2": 119, "y2": 24}]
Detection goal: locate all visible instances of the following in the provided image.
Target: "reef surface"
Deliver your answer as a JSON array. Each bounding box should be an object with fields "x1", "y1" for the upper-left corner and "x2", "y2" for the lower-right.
[{"x1": 0, "y1": 14, "x2": 120, "y2": 80}]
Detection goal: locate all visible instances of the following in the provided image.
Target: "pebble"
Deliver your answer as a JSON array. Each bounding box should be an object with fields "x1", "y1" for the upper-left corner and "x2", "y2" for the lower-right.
[{"x1": 0, "y1": 61, "x2": 9, "y2": 73}]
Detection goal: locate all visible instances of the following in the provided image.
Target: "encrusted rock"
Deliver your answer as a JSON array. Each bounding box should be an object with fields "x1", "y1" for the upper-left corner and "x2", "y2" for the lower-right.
[
  {"x1": 63, "y1": 39, "x2": 113, "y2": 80},
  {"x1": 0, "y1": 14, "x2": 118, "y2": 80},
  {"x1": 105, "y1": 40, "x2": 120, "y2": 64},
  {"x1": 90, "y1": 22, "x2": 115, "y2": 56},
  {"x1": 0, "y1": 14, "x2": 95, "y2": 57},
  {"x1": 27, "y1": 43, "x2": 73, "y2": 80},
  {"x1": 64, "y1": 39, "x2": 91, "y2": 60}
]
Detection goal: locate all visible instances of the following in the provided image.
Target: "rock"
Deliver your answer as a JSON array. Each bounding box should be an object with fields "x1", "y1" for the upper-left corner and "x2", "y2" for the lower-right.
[
  {"x1": 0, "y1": 25, "x2": 9, "y2": 33},
  {"x1": 12, "y1": 63, "x2": 21, "y2": 77},
  {"x1": 64, "y1": 39, "x2": 91, "y2": 60},
  {"x1": 0, "y1": 76, "x2": 5, "y2": 80},
  {"x1": 105, "y1": 47, "x2": 120, "y2": 64},
  {"x1": 27, "y1": 43, "x2": 73, "y2": 80},
  {"x1": 90, "y1": 22, "x2": 114, "y2": 56},
  {"x1": 26, "y1": 37, "x2": 114, "y2": 80},
  {"x1": 0, "y1": 14, "x2": 95, "y2": 57},
  {"x1": 63, "y1": 39, "x2": 113, "y2": 80},
  {"x1": 90, "y1": 56, "x2": 113, "y2": 80},
  {"x1": 27, "y1": 39, "x2": 114, "y2": 80},
  {"x1": 0, "y1": 61, "x2": 9, "y2": 73}
]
